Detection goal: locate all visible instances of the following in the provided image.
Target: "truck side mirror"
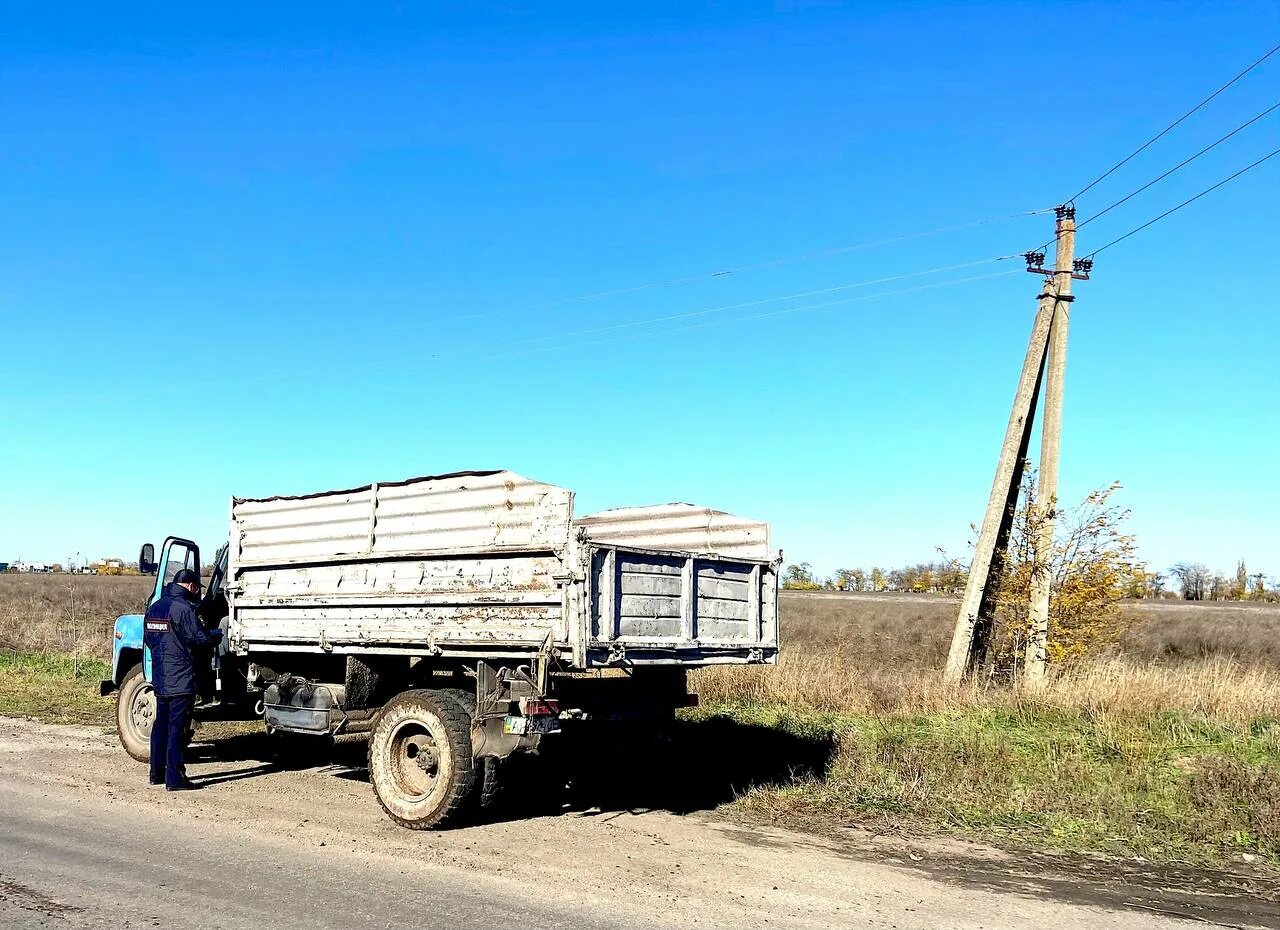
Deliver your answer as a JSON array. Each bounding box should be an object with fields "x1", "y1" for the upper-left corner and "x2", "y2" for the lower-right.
[{"x1": 139, "y1": 543, "x2": 156, "y2": 576}]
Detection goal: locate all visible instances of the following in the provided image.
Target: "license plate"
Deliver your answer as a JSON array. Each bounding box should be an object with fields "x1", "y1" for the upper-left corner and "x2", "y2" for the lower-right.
[{"x1": 503, "y1": 714, "x2": 560, "y2": 736}]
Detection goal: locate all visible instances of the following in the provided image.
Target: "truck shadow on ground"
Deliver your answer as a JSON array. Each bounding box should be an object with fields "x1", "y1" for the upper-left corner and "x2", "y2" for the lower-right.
[
  {"x1": 189, "y1": 714, "x2": 837, "y2": 821},
  {"x1": 494, "y1": 715, "x2": 838, "y2": 820}
]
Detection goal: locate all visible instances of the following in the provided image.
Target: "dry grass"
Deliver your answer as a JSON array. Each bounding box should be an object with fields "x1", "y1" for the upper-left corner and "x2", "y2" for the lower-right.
[
  {"x1": 1121, "y1": 599, "x2": 1280, "y2": 666},
  {"x1": 697, "y1": 654, "x2": 1280, "y2": 726},
  {"x1": 0, "y1": 574, "x2": 151, "y2": 660},
  {"x1": 689, "y1": 591, "x2": 1280, "y2": 864},
  {"x1": 694, "y1": 591, "x2": 1280, "y2": 724}
]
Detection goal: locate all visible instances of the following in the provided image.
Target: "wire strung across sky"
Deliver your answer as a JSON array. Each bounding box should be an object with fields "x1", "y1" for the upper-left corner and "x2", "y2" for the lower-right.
[
  {"x1": 464, "y1": 256, "x2": 1023, "y2": 348},
  {"x1": 1077, "y1": 100, "x2": 1280, "y2": 233},
  {"x1": 216, "y1": 256, "x2": 1027, "y2": 394},
  {"x1": 371, "y1": 268, "x2": 1023, "y2": 373},
  {"x1": 73, "y1": 259, "x2": 1027, "y2": 413},
  {"x1": 1067, "y1": 41, "x2": 1280, "y2": 203},
  {"x1": 290, "y1": 253, "x2": 1025, "y2": 382},
  {"x1": 1086, "y1": 145, "x2": 1280, "y2": 258},
  {"x1": 382, "y1": 207, "x2": 1053, "y2": 332},
  {"x1": 1027, "y1": 98, "x2": 1280, "y2": 257}
]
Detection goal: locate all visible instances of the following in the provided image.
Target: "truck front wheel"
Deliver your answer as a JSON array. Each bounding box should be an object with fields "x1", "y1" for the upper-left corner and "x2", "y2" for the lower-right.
[
  {"x1": 115, "y1": 663, "x2": 154, "y2": 763},
  {"x1": 368, "y1": 689, "x2": 476, "y2": 829}
]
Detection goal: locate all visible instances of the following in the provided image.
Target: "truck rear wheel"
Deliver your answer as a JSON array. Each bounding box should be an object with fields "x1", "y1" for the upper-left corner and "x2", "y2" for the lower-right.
[
  {"x1": 442, "y1": 687, "x2": 502, "y2": 811},
  {"x1": 368, "y1": 689, "x2": 476, "y2": 829},
  {"x1": 115, "y1": 663, "x2": 154, "y2": 763}
]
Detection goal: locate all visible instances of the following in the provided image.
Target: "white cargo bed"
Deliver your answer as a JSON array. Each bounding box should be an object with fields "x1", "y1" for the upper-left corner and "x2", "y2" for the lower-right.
[{"x1": 226, "y1": 470, "x2": 778, "y2": 668}]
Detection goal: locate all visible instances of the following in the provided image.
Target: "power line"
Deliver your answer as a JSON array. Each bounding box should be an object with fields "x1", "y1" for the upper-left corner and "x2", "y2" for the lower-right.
[
  {"x1": 1068, "y1": 41, "x2": 1280, "y2": 202},
  {"x1": 1087, "y1": 145, "x2": 1280, "y2": 258},
  {"x1": 401, "y1": 269, "x2": 1023, "y2": 368},
  {"x1": 1024, "y1": 99, "x2": 1280, "y2": 257},
  {"x1": 1076, "y1": 100, "x2": 1280, "y2": 231},
  {"x1": 382, "y1": 208, "x2": 1052, "y2": 332},
  {"x1": 474, "y1": 256, "x2": 1021, "y2": 348},
  {"x1": 301, "y1": 255, "x2": 1022, "y2": 379}
]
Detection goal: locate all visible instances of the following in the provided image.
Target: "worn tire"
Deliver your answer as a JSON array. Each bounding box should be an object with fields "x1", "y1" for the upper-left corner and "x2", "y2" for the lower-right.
[
  {"x1": 115, "y1": 663, "x2": 154, "y2": 763},
  {"x1": 368, "y1": 689, "x2": 476, "y2": 829},
  {"x1": 442, "y1": 688, "x2": 502, "y2": 811}
]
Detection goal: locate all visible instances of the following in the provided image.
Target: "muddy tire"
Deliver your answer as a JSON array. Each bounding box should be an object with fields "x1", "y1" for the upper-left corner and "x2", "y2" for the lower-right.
[
  {"x1": 368, "y1": 689, "x2": 476, "y2": 829},
  {"x1": 442, "y1": 688, "x2": 502, "y2": 811},
  {"x1": 115, "y1": 663, "x2": 154, "y2": 763}
]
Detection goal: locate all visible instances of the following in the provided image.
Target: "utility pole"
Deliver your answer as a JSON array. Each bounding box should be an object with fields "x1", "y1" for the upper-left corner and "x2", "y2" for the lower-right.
[
  {"x1": 1024, "y1": 208, "x2": 1075, "y2": 684},
  {"x1": 943, "y1": 205, "x2": 1088, "y2": 684}
]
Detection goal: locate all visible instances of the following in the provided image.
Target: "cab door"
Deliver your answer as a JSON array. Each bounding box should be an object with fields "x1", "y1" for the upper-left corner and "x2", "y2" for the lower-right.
[{"x1": 147, "y1": 537, "x2": 201, "y2": 609}]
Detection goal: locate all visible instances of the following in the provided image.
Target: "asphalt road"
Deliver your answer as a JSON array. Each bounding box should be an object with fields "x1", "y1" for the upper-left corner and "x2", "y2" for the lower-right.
[{"x1": 1, "y1": 716, "x2": 1274, "y2": 929}]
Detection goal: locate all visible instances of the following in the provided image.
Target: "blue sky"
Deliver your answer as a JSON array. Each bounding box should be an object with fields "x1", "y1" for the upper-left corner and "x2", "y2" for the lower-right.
[{"x1": 2, "y1": 2, "x2": 1278, "y2": 580}]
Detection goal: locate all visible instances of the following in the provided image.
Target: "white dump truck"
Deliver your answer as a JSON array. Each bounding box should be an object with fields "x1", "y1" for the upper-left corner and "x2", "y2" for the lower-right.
[{"x1": 104, "y1": 470, "x2": 779, "y2": 828}]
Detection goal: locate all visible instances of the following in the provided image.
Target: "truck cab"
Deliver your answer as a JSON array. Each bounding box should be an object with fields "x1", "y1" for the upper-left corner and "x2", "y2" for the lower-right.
[{"x1": 102, "y1": 537, "x2": 241, "y2": 762}]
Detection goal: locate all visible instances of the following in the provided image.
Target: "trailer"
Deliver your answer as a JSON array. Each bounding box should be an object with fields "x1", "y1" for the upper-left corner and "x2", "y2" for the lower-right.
[{"x1": 104, "y1": 470, "x2": 779, "y2": 828}]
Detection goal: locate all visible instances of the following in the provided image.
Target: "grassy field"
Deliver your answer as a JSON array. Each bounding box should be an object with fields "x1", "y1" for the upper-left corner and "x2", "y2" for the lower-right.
[
  {"x1": 690, "y1": 591, "x2": 1280, "y2": 866},
  {"x1": 0, "y1": 572, "x2": 151, "y2": 660},
  {"x1": 3, "y1": 574, "x2": 1279, "y2": 866},
  {"x1": 0, "y1": 651, "x2": 113, "y2": 725}
]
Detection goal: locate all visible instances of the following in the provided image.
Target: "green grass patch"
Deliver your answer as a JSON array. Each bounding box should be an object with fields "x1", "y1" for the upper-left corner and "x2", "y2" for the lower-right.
[
  {"x1": 692, "y1": 700, "x2": 1280, "y2": 867},
  {"x1": 0, "y1": 651, "x2": 114, "y2": 726}
]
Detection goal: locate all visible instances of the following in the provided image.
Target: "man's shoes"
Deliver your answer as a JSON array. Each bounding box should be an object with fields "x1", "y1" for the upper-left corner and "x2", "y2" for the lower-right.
[
  {"x1": 148, "y1": 778, "x2": 166, "y2": 787},
  {"x1": 165, "y1": 779, "x2": 201, "y2": 792}
]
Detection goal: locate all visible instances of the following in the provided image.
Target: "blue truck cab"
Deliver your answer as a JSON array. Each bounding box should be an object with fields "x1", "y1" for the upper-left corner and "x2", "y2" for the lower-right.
[{"x1": 102, "y1": 537, "x2": 230, "y2": 762}]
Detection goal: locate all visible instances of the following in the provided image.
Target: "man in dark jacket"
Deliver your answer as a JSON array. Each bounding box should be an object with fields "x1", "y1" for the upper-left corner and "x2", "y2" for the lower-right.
[{"x1": 143, "y1": 568, "x2": 222, "y2": 790}]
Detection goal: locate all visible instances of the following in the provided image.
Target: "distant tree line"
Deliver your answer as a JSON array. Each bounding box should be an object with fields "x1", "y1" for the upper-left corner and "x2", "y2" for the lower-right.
[
  {"x1": 783, "y1": 558, "x2": 1280, "y2": 603},
  {"x1": 782, "y1": 559, "x2": 968, "y2": 595}
]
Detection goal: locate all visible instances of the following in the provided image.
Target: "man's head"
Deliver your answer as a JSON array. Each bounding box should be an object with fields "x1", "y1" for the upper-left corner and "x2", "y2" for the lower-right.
[{"x1": 173, "y1": 569, "x2": 202, "y2": 595}]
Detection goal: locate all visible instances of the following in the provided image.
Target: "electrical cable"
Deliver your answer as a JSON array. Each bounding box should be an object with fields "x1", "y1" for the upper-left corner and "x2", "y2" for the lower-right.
[
  {"x1": 287, "y1": 254, "x2": 1024, "y2": 382},
  {"x1": 1027, "y1": 99, "x2": 1280, "y2": 256},
  {"x1": 474, "y1": 256, "x2": 1022, "y2": 348},
  {"x1": 1076, "y1": 100, "x2": 1280, "y2": 232},
  {"x1": 1068, "y1": 41, "x2": 1280, "y2": 202},
  {"x1": 1086, "y1": 145, "x2": 1280, "y2": 257},
  {"x1": 372, "y1": 269, "x2": 1022, "y2": 372},
  {"x1": 460, "y1": 268, "x2": 1018, "y2": 363},
  {"x1": 382, "y1": 208, "x2": 1053, "y2": 332}
]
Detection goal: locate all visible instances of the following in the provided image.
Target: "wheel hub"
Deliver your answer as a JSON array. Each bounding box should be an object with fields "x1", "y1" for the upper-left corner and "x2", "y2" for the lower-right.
[
  {"x1": 406, "y1": 737, "x2": 439, "y2": 775},
  {"x1": 389, "y1": 722, "x2": 445, "y2": 801},
  {"x1": 130, "y1": 687, "x2": 155, "y2": 734}
]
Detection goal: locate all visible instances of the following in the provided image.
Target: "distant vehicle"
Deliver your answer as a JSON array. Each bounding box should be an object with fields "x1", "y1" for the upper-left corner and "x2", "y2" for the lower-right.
[
  {"x1": 0, "y1": 563, "x2": 9, "y2": 572},
  {"x1": 102, "y1": 470, "x2": 779, "y2": 830}
]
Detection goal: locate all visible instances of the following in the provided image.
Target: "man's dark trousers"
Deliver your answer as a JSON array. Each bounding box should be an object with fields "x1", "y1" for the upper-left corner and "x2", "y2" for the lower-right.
[{"x1": 150, "y1": 693, "x2": 193, "y2": 787}]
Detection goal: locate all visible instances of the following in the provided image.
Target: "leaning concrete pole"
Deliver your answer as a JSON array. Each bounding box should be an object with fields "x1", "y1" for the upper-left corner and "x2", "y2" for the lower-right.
[
  {"x1": 943, "y1": 252, "x2": 1060, "y2": 683},
  {"x1": 1023, "y1": 209, "x2": 1076, "y2": 684}
]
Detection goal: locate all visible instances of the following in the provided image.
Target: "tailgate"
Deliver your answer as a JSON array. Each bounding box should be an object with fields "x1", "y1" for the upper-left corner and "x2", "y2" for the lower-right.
[{"x1": 586, "y1": 544, "x2": 778, "y2": 666}]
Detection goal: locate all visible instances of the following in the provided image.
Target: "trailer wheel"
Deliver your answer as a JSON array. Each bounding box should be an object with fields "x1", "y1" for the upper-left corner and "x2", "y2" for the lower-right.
[
  {"x1": 368, "y1": 689, "x2": 476, "y2": 829},
  {"x1": 115, "y1": 663, "x2": 154, "y2": 763}
]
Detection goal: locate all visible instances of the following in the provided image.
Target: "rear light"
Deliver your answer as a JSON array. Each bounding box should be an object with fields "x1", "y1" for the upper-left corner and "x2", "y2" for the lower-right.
[
  {"x1": 519, "y1": 698, "x2": 560, "y2": 717},
  {"x1": 114, "y1": 631, "x2": 123, "y2": 640}
]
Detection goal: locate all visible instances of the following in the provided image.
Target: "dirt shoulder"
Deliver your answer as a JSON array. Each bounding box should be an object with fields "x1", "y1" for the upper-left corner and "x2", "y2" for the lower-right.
[{"x1": 2, "y1": 716, "x2": 1277, "y2": 929}]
